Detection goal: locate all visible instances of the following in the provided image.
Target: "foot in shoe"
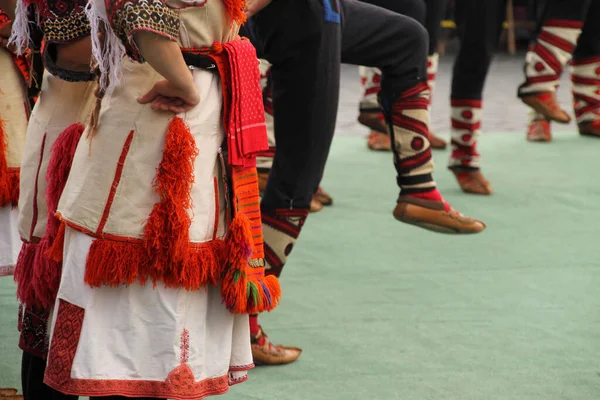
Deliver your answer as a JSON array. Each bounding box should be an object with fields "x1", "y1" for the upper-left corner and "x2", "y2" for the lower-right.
[
  {"x1": 358, "y1": 111, "x2": 389, "y2": 134},
  {"x1": 451, "y1": 169, "x2": 493, "y2": 195},
  {"x1": 521, "y1": 93, "x2": 571, "y2": 124},
  {"x1": 527, "y1": 119, "x2": 552, "y2": 142},
  {"x1": 429, "y1": 131, "x2": 447, "y2": 149},
  {"x1": 251, "y1": 326, "x2": 302, "y2": 365},
  {"x1": 366, "y1": 131, "x2": 391, "y2": 151},
  {"x1": 310, "y1": 197, "x2": 323, "y2": 213},
  {"x1": 578, "y1": 120, "x2": 600, "y2": 137},
  {"x1": 393, "y1": 191, "x2": 486, "y2": 234},
  {"x1": 313, "y1": 186, "x2": 333, "y2": 206}
]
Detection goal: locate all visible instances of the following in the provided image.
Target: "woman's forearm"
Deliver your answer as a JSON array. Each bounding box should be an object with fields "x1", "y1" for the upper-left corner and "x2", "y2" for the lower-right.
[
  {"x1": 133, "y1": 31, "x2": 193, "y2": 90},
  {"x1": 0, "y1": 0, "x2": 16, "y2": 19}
]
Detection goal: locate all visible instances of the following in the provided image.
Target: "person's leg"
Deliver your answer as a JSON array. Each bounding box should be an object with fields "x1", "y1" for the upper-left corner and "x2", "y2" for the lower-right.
[
  {"x1": 341, "y1": 0, "x2": 485, "y2": 234},
  {"x1": 448, "y1": 0, "x2": 505, "y2": 195},
  {"x1": 357, "y1": 0, "x2": 446, "y2": 150},
  {"x1": 570, "y1": 0, "x2": 600, "y2": 136},
  {"x1": 254, "y1": 62, "x2": 328, "y2": 212},
  {"x1": 250, "y1": 0, "x2": 342, "y2": 364},
  {"x1": 21, "y1": 351, "x2": 78, "y2": 400},
  {"x1": 518, "y1": 0, "x2": 590, "y2": 124},
  {"x1": 358, "y1": 0, "x2": 425, "y2": 151}
]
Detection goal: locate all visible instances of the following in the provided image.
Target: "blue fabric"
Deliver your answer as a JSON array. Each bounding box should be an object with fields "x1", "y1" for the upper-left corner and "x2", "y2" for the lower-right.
[{"x1": 323, "y1": 0, "x2": 341, "y2": 23}]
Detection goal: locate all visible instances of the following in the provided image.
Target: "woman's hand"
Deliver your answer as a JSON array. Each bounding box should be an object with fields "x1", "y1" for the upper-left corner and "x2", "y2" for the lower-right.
[
  {"x1": 245, "y1": 0, "x2": 273, "y2": 17},
  {"x1": 138, "y1": 79, "x2": 200, "y2": 113}
]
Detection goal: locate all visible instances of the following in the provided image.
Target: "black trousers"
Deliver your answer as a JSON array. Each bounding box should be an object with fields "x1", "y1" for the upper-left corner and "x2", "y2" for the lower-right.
[
  {"x1": 424, "y1": 0, "x2": 447, "y2": 55},
  {"x1": 21, "y1": 352, "x2": 77, "y2": 400},
  {"x1": 21, "y1": 352, "x2": 164, "y2": 400},
  {"x1": 451, "y1": 0, "x2": 506, "y2": 100},
  {"x1": 253, "y1": 0, "x2": 427, "y2": 210}
]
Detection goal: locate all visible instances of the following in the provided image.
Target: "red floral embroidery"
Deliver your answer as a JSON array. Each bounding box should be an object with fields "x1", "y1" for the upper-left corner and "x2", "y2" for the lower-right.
[{"x1": 180, "y1": 328, "x2": 190, "y2": 364}]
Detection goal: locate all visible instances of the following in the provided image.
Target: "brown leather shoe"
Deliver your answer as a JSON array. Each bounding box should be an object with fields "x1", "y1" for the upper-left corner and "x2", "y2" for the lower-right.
[
  {"x1": 429, "y1": 131, "x2": 447, "y2": 149},
  {"x1": 251, "y1": 326, "x2": 302, "y2": 366},
  {"x1": 451, "y1": 170, "x2": 493, "y2": 195},
  {"x1": 313, "y1": 186, "x2": 333, "y2": 206},
  {"x1": 521, "y1": 92, "x2": 571, "y2": 124},
  {"x1": 579, "y1": 120, "x2": 600, "y2": 137},
  {"x1": 358, "y1": 111, "x2": 388, "y2": 133},
  {"x1": 257, "y1": 172, "x2": 269, "y2": 194},
  {"x1": 0, "y1": 388, "x2": 22, "y2": 399},
  {"x1": 310, "y1": 198, "x2": 323, "y2": 213},
  {"x1": 527, "y1": 119, "x2": 552, "y2": 142},
  {"x1": 393, "y1": 196, "x2": 486, "y2": 234},
  {"x1": 367, "y1": 131, "x2": 392, "y2": 151}
]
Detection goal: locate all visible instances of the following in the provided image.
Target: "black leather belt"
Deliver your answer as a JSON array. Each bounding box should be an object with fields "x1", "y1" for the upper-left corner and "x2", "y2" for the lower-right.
[{"x1": 182, "y1": 52, "x2": 217, "y2": 70}]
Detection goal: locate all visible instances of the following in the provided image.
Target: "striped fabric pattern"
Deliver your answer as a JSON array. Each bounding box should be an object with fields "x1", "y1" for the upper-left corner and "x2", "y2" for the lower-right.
[
  {"x1": 571, "y1": 57, "x2": 600, "y2": 123},
  {"x1": 520, "y1": 19, "x2": 583, "y2": 96},
  {"x1": 449, "y1": 99, "x2": 482, "y2": 170},
  {"x1": 359, "y1": 66, "x2": 382, "y2": 112}
]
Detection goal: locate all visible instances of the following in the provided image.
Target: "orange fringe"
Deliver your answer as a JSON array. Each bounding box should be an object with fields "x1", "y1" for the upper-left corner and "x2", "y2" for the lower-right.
[
  {"x1": 142, "y1": 117, "x2": 201, "y2": 285},
  {"x1": 221, "y1": 213, "x2": 254, "y2": 313},
  {"x1": 222, "y1": 0, "x2": 247, "y2": 26},
  {"x1": 83, "y1": 117, "x2": 227, "y2": 290},
  {"x1": 83, "y1": 235, "x2": 226, "y2": 289},
  {"x1": 219, "y1": 165, "x2": 282, "y2": 314},
  {"x1": 0, "y1": 116, "x2": 20, "y2": 208}
]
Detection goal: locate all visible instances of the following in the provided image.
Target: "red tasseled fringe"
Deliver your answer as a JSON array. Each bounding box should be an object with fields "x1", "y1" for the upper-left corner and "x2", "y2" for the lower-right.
[
  {"x1": 83, "y1": 236, "x2": 227, "y2": 289},
  {"x1": 0, "y1": 116, "x2": 20, "y2": 208},
  {"x1": 85, "y1": 239, "x2": 149, "y2": 287},
  {"x1": 83, "y1": 117, "x2": 227, "y2": 290},
  {"x1": 221, "y1": 213, "x2": 254, "y2": 313},
  {"x1": 222, "y1": 0, "x2": 247, "y2": 26},
  {"x1": 142, "y1": 117, "x2": 200, "y2": 284},
  {"x1": 246, "y1": 274, "x2": 281, "y2": 315},
  {"x1": 46, "y1": 222, "x2": 65, "y2": 263},
  {"x1": 14, "y1": 242, "x2": 39, "y2": 305},
  {"x1": 31, "y1": 123, "x2": 84, "y2": 308}
]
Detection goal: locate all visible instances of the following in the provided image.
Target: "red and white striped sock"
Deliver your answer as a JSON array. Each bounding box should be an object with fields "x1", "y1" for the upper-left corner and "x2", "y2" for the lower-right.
[
  {"x1": 519, "y1": 19, "x2": 583, "y2": 97},
  {"x1": 571, "y1": 57, "x2": 600, "y2": 125},
  {"x1": 387, "y1": 82, "x2": 447, "y2": 207},
  {"x1": 448, "y1": 100, "x2": 482, "y2": 170},
  {"x1": 359, "y1": 66, "x2": 384, "y2": 116}
]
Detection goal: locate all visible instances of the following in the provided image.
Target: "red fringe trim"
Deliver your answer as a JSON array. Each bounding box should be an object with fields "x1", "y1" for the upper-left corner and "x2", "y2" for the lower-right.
[
  {"x1": 76, "y1": 116, "x2": 278, "y2": 314},
  {"x1": 30, "y1": 123, "x2": 84, "y2": 308},
  {"x1": 83, "y1": 117, "x2": 225, "y2": 290},
  {"x1": 142, "y1": 116, "x2": 201, "y2": 286},
  {"x1": 14, "y1": 242, "x2": 38, "y2": 305},
  {"x1": 222, "y1": 0, "x2": 247, "y2": 26},
  {"x1": 0, "y1": 116, "x2": 20, "y2": 208},
  {"x1": 84, "y1": 236, "x2": 226, "y2": 289}
]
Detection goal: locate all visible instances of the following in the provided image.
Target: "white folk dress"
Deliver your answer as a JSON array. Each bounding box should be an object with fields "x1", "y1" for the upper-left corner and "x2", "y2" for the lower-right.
[{"x1": 44, "y1": 3, "x2": 258, "y2": 399}]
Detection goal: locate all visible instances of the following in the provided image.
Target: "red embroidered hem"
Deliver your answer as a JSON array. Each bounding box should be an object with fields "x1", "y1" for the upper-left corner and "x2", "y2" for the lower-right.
[
  {"x1": 45, "y1": 300, "x2": 252, "y2": 399},
  {"x1": 44, "y1": 373, "x2": 235, "y2": 400}
]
